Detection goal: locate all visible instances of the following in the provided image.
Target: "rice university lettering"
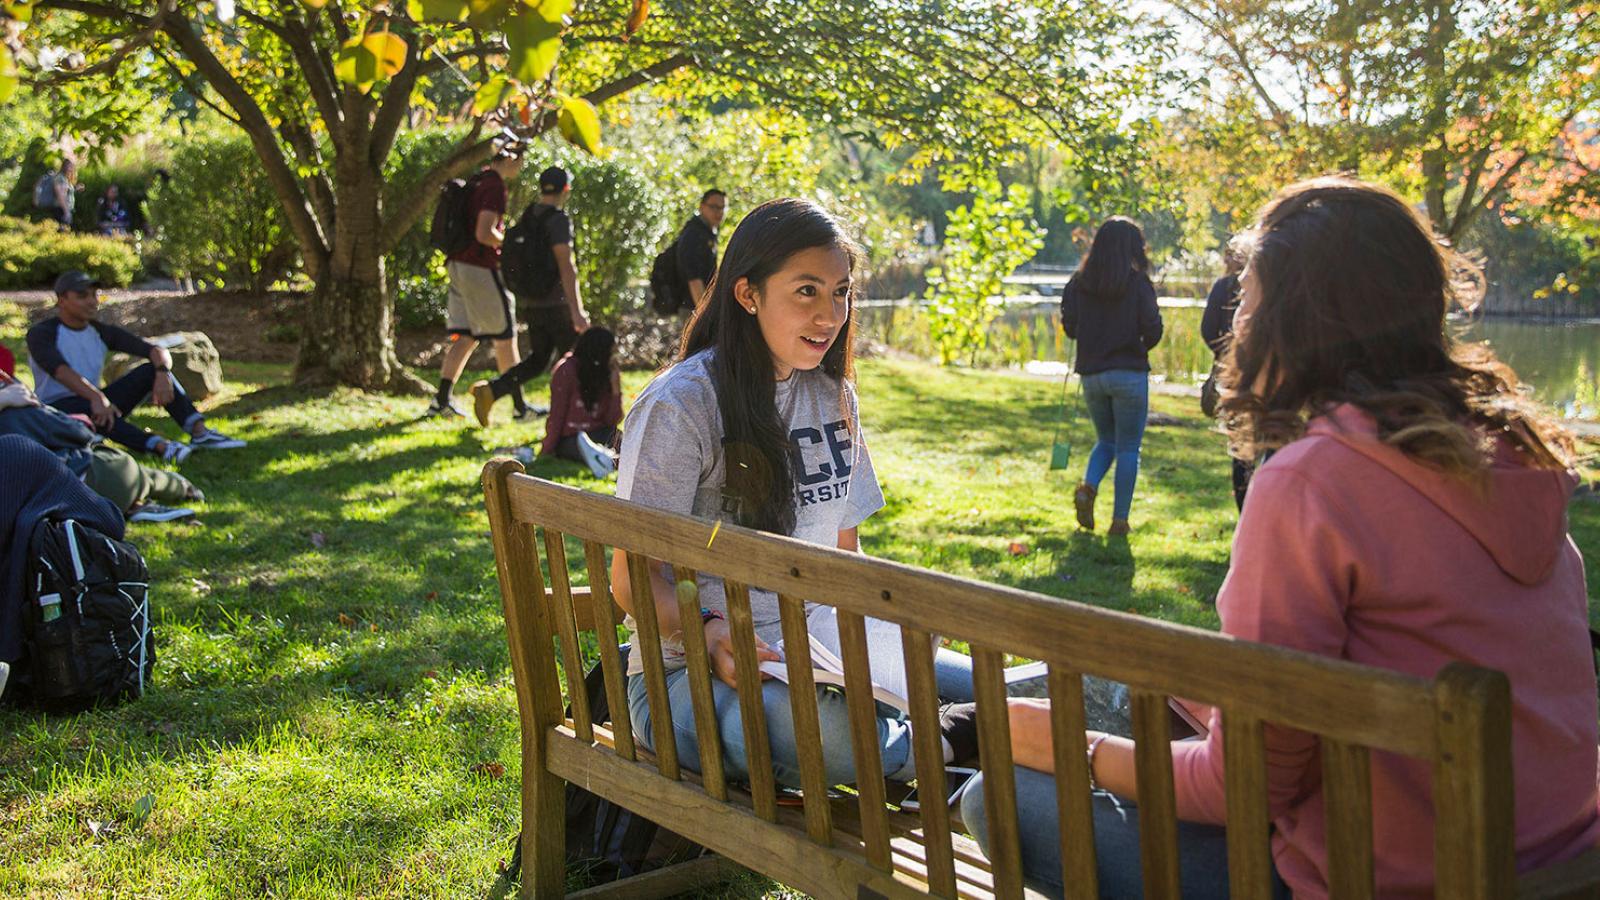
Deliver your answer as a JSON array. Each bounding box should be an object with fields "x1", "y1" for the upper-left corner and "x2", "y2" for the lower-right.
[{"x1": 791, "y1": 420, "x2": 854, "y2": 507}]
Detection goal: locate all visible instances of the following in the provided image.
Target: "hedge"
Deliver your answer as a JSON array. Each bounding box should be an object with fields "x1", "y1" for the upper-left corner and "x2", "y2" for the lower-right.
[{"x1": 0, "y1": 216, "x2": 142, "y2": 289}]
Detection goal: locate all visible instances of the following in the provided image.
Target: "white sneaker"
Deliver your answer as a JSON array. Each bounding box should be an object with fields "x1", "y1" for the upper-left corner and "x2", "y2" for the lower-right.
[
  {"x1": 128, "y1": 503, "x2": 196, "y2": 523},
  {"x1": 576, "y1": 432, "x2": 616, "y2": 479}
]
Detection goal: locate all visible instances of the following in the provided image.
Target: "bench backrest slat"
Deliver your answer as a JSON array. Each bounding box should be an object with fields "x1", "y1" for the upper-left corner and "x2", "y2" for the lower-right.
[
  {"x1": 836, "y1": 609, "x2": 895, "y2": 871},
  {"x1": 671, "y1": 564, "x2": 731, "y2": 801},
  {"x1": 1131, "y1": 691, "x2": 1181, "y2": 898},
  {"x1": 485, "y1": 466, "x2": 1520, "y2": 899},
  {"x1": 1222, "y1": 711, "x2": 1274, "y2": 900},
  {"x1": 723, "y1": 579, "x2": 779, "y2": 821},
  {"x1": 624, "y1": 551, "x2": 680, "y2": 780},
  {"x1": 972, "y1": 647, "x2": 1024, "y2": 899},
  {"x1": 542, "y1": 530, "x2": 594, "y2": 743},
  {"x1": 581, "y1": 540, "x2": 635, "y2": 761},
  {"x1": 1046, "y1": 665, "x2": 1100, "y2": 899},
  {"x1": 777, "y1": 592, "x2": 836, "y2": 846},
  {"x1": 1322, "y1": 736, "x2": 1376, "y2": 897}
]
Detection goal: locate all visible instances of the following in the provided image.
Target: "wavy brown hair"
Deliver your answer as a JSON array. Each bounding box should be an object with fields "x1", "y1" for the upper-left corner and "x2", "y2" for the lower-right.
[{"x1": 1219, "y1": 176, "x2": 1573, "y2": 478}]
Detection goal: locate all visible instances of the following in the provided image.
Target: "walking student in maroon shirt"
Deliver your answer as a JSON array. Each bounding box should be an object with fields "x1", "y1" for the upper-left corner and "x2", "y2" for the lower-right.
[
  {"x1": 538, "y1": 326, "x2": 621, "y2": 479},
  {"x1": 427, "y1": 146, "x2": 532, "y2": 419}
]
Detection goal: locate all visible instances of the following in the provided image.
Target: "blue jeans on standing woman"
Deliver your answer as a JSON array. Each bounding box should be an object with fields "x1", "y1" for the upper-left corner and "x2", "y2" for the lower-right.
[{"x1": 1080, "y1": 369, "x2": 1150, "y2": 522}]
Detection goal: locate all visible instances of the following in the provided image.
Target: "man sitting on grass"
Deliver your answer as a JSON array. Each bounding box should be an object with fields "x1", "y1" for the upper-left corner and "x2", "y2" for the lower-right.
[{"x1": 25, "y1": 271, "x2": 245, "y2": 463}]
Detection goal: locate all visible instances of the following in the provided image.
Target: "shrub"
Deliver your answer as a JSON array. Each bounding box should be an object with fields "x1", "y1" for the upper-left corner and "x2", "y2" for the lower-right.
[
  {"x1": 922, "y1": 185, "x2": 1045, "y2": 366},
  {"x1": 0, "y1": 216, "x2": 141, "y2": 289},
  {"x1": 394, "y1": 271, "x2": 449, "y2": 331},
  {"x1": 74, "y1": 155, "x2": 167, "y2": 236},
  {"x1": 147, "y1": 134, "x2": 294, "y2": 292}
]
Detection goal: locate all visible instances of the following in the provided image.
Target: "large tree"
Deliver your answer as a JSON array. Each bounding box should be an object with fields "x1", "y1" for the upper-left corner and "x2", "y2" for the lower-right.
[
  {"x1": 1165, "y1": 0, "x2": 1600, "y2": 240},
  {"x1": 8, "y1": 0, "x2": 1155, "y2": 390}
]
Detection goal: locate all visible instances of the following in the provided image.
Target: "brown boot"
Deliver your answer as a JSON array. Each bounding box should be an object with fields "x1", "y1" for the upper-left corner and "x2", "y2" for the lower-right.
[
  {"x1": 1108, "y1": 518, "x2": 1131, "y2": 536},
  {"x1": 1074, "y1": 483, "x2": 1096, "y2": 531},
  {"x1": 470, "y1": 380, "x2": 496, "y2": 428}
]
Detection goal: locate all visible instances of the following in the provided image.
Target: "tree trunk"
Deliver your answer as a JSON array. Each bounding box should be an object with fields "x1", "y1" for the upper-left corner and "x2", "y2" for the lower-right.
[{"x1": 294, "y1": 169, "x2": 428, "y2": 393}]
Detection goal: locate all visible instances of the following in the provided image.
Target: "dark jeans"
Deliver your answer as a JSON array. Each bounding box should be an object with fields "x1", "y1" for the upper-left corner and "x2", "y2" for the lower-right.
[
  {"x1": 51, "y1": 363, "x2": 201, "y2": 455},
  {"x1": 1231, "y1": 458, "x2": 1254, "y2": 511},
  {"x1": 961, "y1": 767, "x2": 1291, "y2": 899},
  {"x1": 490, "y1": 303, "x2": 576, "y2": 399},
  {"x1": 553, "y1": 426, "x2": 618, "y2": 464}
]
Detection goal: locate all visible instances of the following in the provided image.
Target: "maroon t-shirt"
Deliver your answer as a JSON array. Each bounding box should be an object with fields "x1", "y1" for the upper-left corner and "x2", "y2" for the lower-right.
[{"x1": 447, "y1": 169, "x2": 507, "y2": 269}]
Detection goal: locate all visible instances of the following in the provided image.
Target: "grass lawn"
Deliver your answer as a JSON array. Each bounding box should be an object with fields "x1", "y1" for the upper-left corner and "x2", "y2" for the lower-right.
[{"x1": 2, "y1": 320, "x2": 1597, "y2": 896}]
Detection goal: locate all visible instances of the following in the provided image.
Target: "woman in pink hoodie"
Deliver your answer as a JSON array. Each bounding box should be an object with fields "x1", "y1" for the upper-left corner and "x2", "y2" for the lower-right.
[{"x1": 962, "y1": 177, "x2": 1598, "y2": 898}]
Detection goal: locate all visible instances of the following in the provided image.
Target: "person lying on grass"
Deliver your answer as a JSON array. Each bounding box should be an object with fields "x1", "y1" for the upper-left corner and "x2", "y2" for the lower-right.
[
  {"x1": 959, "y1": 176, "x2": 1599, "y2": 899},
  {"x1": 609, "y1": 198, "x2": 978, "y2": 789}
]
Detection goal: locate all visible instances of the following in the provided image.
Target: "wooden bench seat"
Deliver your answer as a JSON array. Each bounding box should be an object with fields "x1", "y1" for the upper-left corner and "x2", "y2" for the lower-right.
[{"x1": 484, "y1": 461, "x2": 1600, "y2": 899}]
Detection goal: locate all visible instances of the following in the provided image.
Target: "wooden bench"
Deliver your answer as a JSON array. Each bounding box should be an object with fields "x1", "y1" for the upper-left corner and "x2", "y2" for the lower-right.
[{"x1": 483, "y1": 460, "x2": 1600, "y2": 899}]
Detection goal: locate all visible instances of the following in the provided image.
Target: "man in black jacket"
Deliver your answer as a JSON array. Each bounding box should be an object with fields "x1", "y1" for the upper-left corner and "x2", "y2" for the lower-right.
[{"x1": 675, "y1": 189, "x2": 726, "y2": 309}]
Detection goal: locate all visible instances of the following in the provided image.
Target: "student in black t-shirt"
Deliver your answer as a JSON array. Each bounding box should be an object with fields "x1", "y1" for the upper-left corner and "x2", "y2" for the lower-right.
[
  {"x1": 469, "y1": 166, "x2": 591, "y2": 427},
  {"x1": 677, "y1": 189, "x2": 725, "y2": 309},
  {"x1": 1200, "y1": 236, "x2": 1253, "y2": 509},
  {"x1": 25, "y1": 271, "x2": 246, "y2": 463}
]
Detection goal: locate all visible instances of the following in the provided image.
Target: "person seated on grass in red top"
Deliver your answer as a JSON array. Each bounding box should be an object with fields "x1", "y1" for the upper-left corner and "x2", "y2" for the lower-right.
[
  {"x1": 539, "y1": 326, "x2": 622, "y2": 479},
  {"x1": 25, "y1": 271, "x2": 245, "y2": 464}
]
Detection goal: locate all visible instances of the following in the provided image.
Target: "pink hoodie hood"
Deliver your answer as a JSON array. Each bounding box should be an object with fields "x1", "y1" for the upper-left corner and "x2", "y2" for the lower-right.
[{"x1": 1308, "y1": 404, "x2": 1577, "y2": 586}]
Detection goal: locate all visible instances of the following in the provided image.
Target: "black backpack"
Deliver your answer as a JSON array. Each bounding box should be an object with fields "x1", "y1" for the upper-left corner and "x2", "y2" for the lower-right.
[
  {"x1": 502, "y1": 205, "x2": 561, "y2": 301},
  {"x1": 507, "y1": 645, "x2": 706, "y2": 886},
  {"x1": 647, "y1": 243, "x2": 685, "y2": 316},
  {"x1": 429, "y1": 173, "x2": 482, "y2": 256},
  {"x1": 15, "y1": 518, "x2": 153, "y2": 712}
]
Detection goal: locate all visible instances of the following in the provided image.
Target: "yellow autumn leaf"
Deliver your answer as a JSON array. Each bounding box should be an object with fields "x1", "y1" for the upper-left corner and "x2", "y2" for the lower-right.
[
  {"x1": 0, "y1": 45, "x2": 17, "y2": 103},
  {"x1": 362, "y1": 31, "x2": 408, "y2": 79},
  {"x1": 557, "y1": 94, "x2": 600, "y2": 154},
  {"x1": 504, "y1": 9, "x2": 562, "y2": 83}
]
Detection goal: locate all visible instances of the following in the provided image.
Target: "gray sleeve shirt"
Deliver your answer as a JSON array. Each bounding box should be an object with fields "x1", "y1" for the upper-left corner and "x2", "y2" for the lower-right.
[{"x1": 615, "y1": 349, "x2": 884, "y2": 673}]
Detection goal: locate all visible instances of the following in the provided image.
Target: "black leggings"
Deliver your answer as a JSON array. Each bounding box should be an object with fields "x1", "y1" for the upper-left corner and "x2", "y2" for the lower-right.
[
  {"x1": 490, "y1": 304, "x2": 576, "y2": 398},
  {"x1": 51, "y1": 363, "x2": 202, "y2": 455}
]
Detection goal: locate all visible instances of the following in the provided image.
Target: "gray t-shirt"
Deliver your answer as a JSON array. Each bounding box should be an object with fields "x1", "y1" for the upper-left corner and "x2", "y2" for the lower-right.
[{"x1": 616, "y1": 348, "x2": 885, "y2": 674}]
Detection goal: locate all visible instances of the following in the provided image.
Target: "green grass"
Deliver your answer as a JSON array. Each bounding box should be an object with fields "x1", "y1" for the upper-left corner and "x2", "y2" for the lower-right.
[{"x1": 0, "y1": 331, "x2": 1596, "y2": 896}]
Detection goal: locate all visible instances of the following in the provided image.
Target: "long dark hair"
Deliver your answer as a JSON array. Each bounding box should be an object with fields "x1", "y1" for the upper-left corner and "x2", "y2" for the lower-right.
[
  {"x1": 1072, "y1": 216, "x2": 1150, "y2": 300},
  {"x1": 572, "y1": 326, "x2": 614, "y2": 411},
  {"x1": 676, "y1": 198, "x2": 859, "y2": 535},
  {"x1": 1220, "y1": 176, "x2": 1573, "y2": 476}
]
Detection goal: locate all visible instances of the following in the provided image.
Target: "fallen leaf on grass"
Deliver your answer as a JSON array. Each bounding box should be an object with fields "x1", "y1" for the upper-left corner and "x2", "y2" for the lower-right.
[
  {"x1": 471, "y1": 761, "x2": 506, "y2": 779},
  {"x1": 369, "y1": 623, "x2": 380, "y2": 632},
  {"x1": 338, "y1": 612, "x2": 356, "y2": 629},
  {"x1": 1007, "y1": 541, "x2": 1029, "y2": 557},
  {"x1": 425, "y1": 591, "x2": 439, "y2": 602},
  {"x1": 422, "y1": 669, "x2": 439, "y2": 680}
]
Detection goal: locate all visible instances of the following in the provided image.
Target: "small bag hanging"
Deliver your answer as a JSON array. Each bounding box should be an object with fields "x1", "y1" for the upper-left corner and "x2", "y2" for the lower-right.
[{"x1": 1048, "y1": 369, "x2": 1079, "y2": 471}]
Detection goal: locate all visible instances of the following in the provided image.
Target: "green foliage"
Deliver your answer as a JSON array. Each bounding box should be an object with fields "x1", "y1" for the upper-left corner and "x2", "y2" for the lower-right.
[
  {"x1": 147, "y1": 134, "x2": 293, "y2": 292},
  {"x1": 73, "y1": 152, "x2": 167, "y2": 236},
  {"x1": 0, "y1": 215, "x2": 140, "y2": 288},
  {"x1": 393, "y1": 274, "x2": 449, "y2": 331},
  {"x1": 921, "y1": 185, "x2": 1045, "y2": 366},
  {"x1": 1, "y1": 136, "x2": 56, "y2": 219}
]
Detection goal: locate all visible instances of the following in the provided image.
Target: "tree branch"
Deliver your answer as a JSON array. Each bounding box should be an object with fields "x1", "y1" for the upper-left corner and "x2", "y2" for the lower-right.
[
  {"x1": 282, "y1": 13, "x2": 345, "y2": 134},
  {"x1": 378, "y1": 127, "x2": 496, "y2": 255},
  {"x1": 370, "y1": 30, "x2": 425, "y2": 169},
  {"x1": 35, "y1": 0, "x2": 171, "y2": 85},
  {"x1": 159, "y1": 13, "x2": 331, "y2": 268}
]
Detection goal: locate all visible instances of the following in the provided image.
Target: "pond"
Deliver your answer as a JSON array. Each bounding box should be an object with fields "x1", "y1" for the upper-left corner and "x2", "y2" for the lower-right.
[{"x1": 856, "y1": 300, "x2": 1600, "y2": 420}]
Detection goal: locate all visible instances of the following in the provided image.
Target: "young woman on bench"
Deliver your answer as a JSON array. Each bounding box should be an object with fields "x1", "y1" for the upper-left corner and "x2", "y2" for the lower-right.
[
  {"x1": 961, "y1": 177, "x2": 1600, "y2": 898},
  {"x1": 609, "y1": 198, "x2": 976, "y2": 790}
]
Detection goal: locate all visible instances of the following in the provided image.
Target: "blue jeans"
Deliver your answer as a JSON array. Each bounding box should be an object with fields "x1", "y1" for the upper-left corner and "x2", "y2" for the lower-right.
[
  {"x1": 626, "y1": 648, "x2": 974, "y2": 788},
  {"x1": 1080, "y1": 369, "x2": 1150, "y2": 522},
  {"x1": 961, "y1": 767, "x2": 1290, "y2": 899}
]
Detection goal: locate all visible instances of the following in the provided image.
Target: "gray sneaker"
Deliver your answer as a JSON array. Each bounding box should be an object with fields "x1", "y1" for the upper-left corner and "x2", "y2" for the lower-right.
[
  {"x1": 425, "y1": 397, "x2": 466, "y2": 418},
  {"x1": 159, "y1": 440, "x2": 193, "y2": 464},
  {"x1": 128, "y1": 503, "x2": 196, "y2": 523},
  {"x1": 189, "y1": 427, "x2": 246, "y2": 449}
]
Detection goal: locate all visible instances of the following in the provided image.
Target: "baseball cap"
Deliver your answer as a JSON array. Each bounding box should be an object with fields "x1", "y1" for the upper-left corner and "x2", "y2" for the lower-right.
[
  {"x1": 53, "y1": 270, "x2": 100, "y2": 294},
  {"x1": 539, "y1": 166, "x2": 570, "y2": 194}
]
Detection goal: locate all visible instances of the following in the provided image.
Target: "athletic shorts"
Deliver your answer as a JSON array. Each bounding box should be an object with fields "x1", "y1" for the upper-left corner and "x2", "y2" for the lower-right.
[{"x1": 446, "y1": 260, "x2": 515, "y2": 340}]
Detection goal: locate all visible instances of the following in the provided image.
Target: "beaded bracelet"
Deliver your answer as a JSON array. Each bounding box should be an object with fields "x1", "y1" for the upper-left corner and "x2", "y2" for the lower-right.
[{"x1": 700, "y1": 607, "x2": 725, "y2": 625}]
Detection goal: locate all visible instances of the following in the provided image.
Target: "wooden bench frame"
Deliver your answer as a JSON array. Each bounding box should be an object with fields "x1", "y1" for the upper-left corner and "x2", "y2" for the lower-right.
[{"x1": 484, "y1": 461, "x2": 1600, "y2": 899}]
